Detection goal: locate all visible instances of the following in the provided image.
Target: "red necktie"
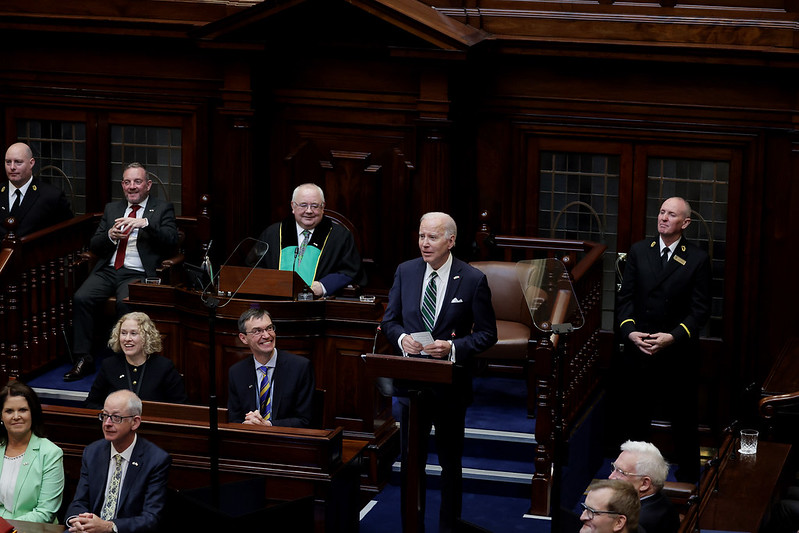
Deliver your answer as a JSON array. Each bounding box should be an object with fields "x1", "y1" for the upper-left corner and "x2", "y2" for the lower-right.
[{"x1": 114, "y1": 204, "x2": 140, "y2": 270}]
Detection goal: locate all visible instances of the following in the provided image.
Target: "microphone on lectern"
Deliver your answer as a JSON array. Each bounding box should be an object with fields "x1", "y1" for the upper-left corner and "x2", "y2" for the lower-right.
[{"x1": 372, "y1": 325, "x2": 382, "y2": 354}]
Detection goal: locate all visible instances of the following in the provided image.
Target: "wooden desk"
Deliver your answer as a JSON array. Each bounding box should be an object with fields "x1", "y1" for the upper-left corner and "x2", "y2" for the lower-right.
[
  {"x1": 44, "y1": 404, "x2": 364, "y2": 533},
  {"x1": 694, "y1": 439, "x2": 791, "y2": 531},
  {"x1": 126, "y1": 283, "x2": 398, "y2": 498},
  {"x1": 9, "y1": 520, "x2": 65, "y2": 533}
]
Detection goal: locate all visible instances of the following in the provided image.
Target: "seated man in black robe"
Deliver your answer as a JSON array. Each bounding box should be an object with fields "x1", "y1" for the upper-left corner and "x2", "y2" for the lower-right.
[{"x1": 248, "y1": 183, "x2": 365, "y2": 297}]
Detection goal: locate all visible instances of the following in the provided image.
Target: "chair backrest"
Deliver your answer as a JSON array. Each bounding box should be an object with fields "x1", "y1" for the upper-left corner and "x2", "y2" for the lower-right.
[{"x1": 470, "y1": 261, "x2": 534, "y2": 328}]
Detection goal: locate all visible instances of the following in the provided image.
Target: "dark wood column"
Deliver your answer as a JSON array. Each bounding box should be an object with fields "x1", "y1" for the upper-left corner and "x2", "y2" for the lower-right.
[{"x1": 212, "y1": 60, "x2": 255, "y2": 256}]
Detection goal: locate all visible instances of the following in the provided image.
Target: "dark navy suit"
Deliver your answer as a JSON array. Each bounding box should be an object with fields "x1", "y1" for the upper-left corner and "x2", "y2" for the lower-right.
[
  {"x1": 227, "y1": 350, "x2": 315, "y2": 428},
  {"x1": 66, "y1": 437, "x2": 170, "y2": 533},
  {"x1": 382, "y1": 255, "x2": 497, "y2": 533},
  {"x1": 0, "y1": 177, "x2": 72, "y2": 239},
  {"x1": 616, "y1": 236, "x2": 711, "y2": 482}
]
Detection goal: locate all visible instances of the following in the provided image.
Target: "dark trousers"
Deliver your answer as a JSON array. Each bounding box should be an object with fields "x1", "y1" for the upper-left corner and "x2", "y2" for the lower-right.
[
  {"x1": 399, "y1": 387, "x2": 467, "y2": 533},
  {"x1": 620, "y1": 341, "x2": 700, "y2": 483},
  {"x1": 73, "y1": 265, "x2": 145, "y2": 360}
]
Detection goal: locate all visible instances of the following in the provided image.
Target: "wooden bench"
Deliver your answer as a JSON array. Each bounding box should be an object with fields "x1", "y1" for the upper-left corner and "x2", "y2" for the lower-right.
[{"x1": 44, "y1": 401, "x2": 363, "y2": 533}]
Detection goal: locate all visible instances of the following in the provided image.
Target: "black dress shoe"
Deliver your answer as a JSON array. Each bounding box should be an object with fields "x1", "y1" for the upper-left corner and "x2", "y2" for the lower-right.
[{"x1": 64, "y1": 357, "x2": 95, "y2": 382}]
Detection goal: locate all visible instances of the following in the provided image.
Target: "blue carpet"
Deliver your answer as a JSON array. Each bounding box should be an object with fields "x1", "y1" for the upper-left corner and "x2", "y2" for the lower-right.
[
  {"x1": 359, "y1": 479, "x2": 549, "y2": 533},
  {"x1": 26, "y1": 349, "x2": 112, "y2": 394},
  {"x1": 469, "y1": 377, "x2": 532, "y2": 433}
]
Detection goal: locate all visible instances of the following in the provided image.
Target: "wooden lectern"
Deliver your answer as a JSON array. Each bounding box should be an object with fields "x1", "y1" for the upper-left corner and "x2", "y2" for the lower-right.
[
  {"x1": 218, "y1": 265, "x2": 308, "y2": 299},
  {"x1": 362, "y1": 353, "x2": 453, "y2": 533}
]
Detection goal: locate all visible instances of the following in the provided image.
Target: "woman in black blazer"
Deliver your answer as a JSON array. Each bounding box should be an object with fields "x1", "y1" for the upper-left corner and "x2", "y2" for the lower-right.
[{"x1": 85, "y1": 311, "x2": 187, "y2": 409}]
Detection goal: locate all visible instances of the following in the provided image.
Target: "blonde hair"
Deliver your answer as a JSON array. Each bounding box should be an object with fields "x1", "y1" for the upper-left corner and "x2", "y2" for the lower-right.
[{"x1": 108, "y1": 311, "x2": 162, "y2": 355}]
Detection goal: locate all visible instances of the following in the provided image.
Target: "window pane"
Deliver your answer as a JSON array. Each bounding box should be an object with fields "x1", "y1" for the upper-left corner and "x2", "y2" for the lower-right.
[
  {"x1": 110, "y1": 125, "x2": 182, "y2": 215},
  {"x1": 539, "y1": 151, "x2": 621, "y2": 330},
  {"x1": 646, "y1": 157, "x2": 728, "y2": 338},
  {"x1": 16, "y1": 119, "x2": 87, "y2": 215}
]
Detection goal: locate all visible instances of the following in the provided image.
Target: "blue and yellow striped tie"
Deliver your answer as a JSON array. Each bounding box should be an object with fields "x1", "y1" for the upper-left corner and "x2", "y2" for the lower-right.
[
  {"x1": 259, "y1": 365, "x2": 272, "y2": 420},
  {"x1": 421, "y1": 271, "x2": 438, "y2": 332}
]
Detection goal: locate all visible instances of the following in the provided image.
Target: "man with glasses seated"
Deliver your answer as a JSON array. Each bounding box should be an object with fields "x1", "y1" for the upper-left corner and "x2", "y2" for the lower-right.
[
  {"x1": 580, "y1": 479, "x2": 641, "y2": 533},
  {"x1": 248, "y1": 182, "x2": 365, "y2": 297},
  {"x1": 608, "y1": 441, "x2": 679, "y2": 533},
  {"x1": 227, "y1": 308, "x2": 315, "y2": 427},
  {"x1": 66, "y1": 390, "x2": 170, "y2": 533}
]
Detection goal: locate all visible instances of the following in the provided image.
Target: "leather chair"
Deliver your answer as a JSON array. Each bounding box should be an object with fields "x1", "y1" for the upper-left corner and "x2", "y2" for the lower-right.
[{"x1": 470, "y1": 261, "x2": 545, "y2": 376}]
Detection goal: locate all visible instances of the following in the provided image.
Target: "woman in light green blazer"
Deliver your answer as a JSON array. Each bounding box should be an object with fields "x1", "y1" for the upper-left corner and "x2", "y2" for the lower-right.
[{"x1": 0, "y1": 381, "x2": 64, "y2": 523}]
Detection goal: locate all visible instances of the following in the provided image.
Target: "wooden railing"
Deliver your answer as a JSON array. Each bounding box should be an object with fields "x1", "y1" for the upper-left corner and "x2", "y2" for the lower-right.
[
  {"x1": 475, "y1": 213, "x2": 607, "y2": 517},
  {"x1": 0, "y1": 215, "x2": 97, "y2": 382}
]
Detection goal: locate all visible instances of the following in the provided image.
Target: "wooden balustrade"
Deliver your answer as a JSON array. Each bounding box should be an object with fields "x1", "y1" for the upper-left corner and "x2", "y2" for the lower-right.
[
  {"x1": 1, "y1": 215, "x2": 97, "y2": 382},
  {"x1": 475, "y1": 211, "x2": 607, "y2": 517}
]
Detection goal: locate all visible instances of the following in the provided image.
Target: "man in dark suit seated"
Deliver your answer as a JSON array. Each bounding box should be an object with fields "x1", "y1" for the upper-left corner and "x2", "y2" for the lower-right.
[
  {"x1": 616, "y1": 196, "x2": 711, "y2": 482},
  {"x1": 381, "y1": 212, "x2": 498, "y2": 533},
  {"x1": 66, "y1": 389, "x2": 170, "y2": 533},
  {"x1": 608, "y1": 441, "x2": 679, "y2": 533},
  {"x1": 248, "y1": 183, "x2": 365, "y2": 297},
  {"x1": 227, "y1": 308, "x2": 315, "y2": 428},
  {"x1": 1, "y1": 142, "x2": 72, "y2": 239},
  {"x1": 65, "y1": 162, "x2": 179, "y2": 381}
]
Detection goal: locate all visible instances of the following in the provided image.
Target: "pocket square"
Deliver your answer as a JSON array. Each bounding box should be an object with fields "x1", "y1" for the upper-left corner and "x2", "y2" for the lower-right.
[{"x1": 451, "y1": 297, "x2": 463, "y2": 303}]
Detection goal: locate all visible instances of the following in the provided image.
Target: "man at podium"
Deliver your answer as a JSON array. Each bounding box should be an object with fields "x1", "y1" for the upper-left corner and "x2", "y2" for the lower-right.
[
  {"x1": 248, "y1": 183, "x2": 364, "y2": 297},
  {"x1": 382, "y1": 212, "x2": 497, "y2": 533}
]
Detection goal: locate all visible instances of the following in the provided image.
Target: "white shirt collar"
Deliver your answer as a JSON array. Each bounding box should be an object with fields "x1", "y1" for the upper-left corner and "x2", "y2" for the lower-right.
[
  {"x1": 252, "y1": 350, "x2": 278, "y2": 371},
  {"x1": 111, "y1": 432, "x2": 138, "y2": 460},
  {"x1": 424, "y1": 251, "x2": 453, "y2": 281},
  {"x1": 128, "y1": 196, "x2": 149, "y2": 211},
  {"x1": 659, "y1": 236, "x2": 679, "y2": 255},
  {"x1": 295, "y1": 222, "x2": 313, "y2": 240}
]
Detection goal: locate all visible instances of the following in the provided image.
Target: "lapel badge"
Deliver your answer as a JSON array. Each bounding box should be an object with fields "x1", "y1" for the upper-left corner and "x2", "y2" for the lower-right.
[
  {"x1": 32, "y1": 185, "x2": 37, "y2": 191},
  {"x1": 681, "y1": 245, "x2": 686, "y2": 252},
  {"x1": 132, "y1": 461, "x2": 139, "y2": 467},
  {"x1": 1, "y1": 186, "x2": 5, "y2": 193},
  {"x1": 453, "y1": 275, "x2": 460, "y2": 280},
  {"x1": 650, "y1": 241, "x2": 656, "y2": 248},
  {"x1": 674, "y1": 255, "x2": 686, "y2": 266}
]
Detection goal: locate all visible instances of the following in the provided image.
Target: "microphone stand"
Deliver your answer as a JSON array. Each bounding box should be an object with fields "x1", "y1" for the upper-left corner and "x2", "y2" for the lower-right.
[
  {"x1": 198, "y1": 237, "x2": 268, "y2": 508},
  {"x1": 204, "y1": 292, "x2": 220, "y2": 507}
]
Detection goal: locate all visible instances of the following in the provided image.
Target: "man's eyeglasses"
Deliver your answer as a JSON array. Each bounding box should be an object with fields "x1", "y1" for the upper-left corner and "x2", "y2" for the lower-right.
[
  {"x1": 246, "y1": 324, "x2": 276, "y2": 336},
  {"x1": 580, "y1": 502, "x2": 624, "y2": 520},
  {"x1": 610, "y1": 462, "x2": 645, "y2": 478},
  {"x1": 98, "y1": 412, "x2": 136, "y2": 424},
  {"x1": 292, "y1": 202, "x2": 323, "y2": 212}
]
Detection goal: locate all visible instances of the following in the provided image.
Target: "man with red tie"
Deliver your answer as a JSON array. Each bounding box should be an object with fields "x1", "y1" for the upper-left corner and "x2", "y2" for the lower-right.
[{"x1": 65, "y1": 163, "x2": 178, "y2": 381}]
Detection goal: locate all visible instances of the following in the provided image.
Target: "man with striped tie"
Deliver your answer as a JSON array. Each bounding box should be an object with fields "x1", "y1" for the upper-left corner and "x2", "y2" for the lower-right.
[
  {"x1": 382, "y1": 212, "x2": 497, "y2": 533},
  {"x1": 227, "y1": 308, "x2": 315, "y2": 427},
  {"x1": 66, "y1": 390, "x2": 170, "y2": 533}
]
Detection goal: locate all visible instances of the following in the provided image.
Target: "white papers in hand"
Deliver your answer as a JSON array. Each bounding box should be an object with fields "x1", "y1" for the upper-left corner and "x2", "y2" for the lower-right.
[{"x1": 410, "y1": 331, "x2": 435, "y2": 355}]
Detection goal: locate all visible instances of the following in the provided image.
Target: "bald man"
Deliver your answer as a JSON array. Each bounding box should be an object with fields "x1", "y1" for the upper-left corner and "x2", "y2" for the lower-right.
[
  {"x1": 1, "y1": 142, "x2": 72, "y2": 239},
  {"x1": 616, "y1": 197, "x2": 711, "y2": 482}
]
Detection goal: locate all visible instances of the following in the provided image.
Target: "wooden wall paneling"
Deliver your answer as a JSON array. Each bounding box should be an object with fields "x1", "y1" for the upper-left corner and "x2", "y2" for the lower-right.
[
  {"x1": 211, "y1": 59, "x2": 255, "y2": 258},
  {"x1": 756, "y1": 132, "x2": 799, "y2": 378}
]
